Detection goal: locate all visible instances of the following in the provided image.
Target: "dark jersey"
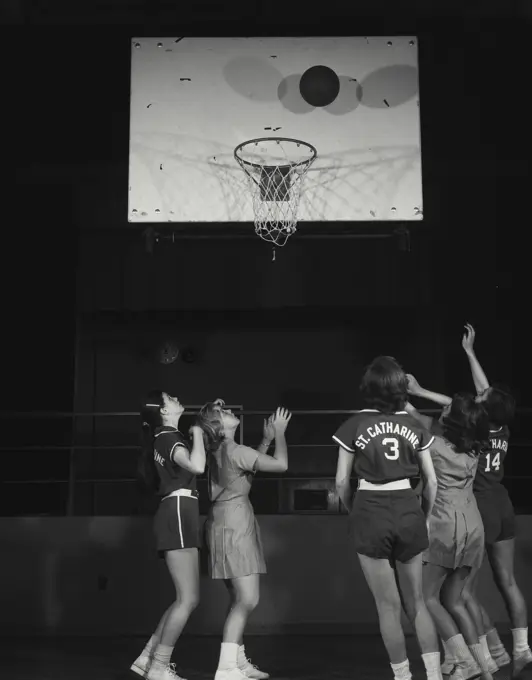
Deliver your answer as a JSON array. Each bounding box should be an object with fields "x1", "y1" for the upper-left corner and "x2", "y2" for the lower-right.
[
  {"x1": 333, "y1": 409, "x2": 434, "y2": 483},
  {"x1": 473, "y1": 425, "x2": 510, "y2": 494},
  {"x1": 153, "y1": 426, "x2": 197, "y2": 496}
]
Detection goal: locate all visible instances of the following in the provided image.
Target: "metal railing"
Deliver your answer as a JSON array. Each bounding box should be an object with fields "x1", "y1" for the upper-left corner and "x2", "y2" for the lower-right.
[{"x1": 1, "y1": 407, "x2": 531, "y2": 516}]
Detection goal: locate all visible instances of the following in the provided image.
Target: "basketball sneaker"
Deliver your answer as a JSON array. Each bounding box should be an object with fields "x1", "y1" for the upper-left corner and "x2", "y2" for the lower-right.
[
  {"x1": 130, "y1": 653, "x2": 151, "y2": 677},
  {"x1": 513, "y1": 647, "x2": 532, "y2": 676},
  {"x1": 147, "y1": 661, "x2": 187, "y2": 680},
  {"x1": 214, "y1": 668, "x2": 250, "y2": 680},
  {"x1": 237, "y1": 647, "x2": 270, "y2": 679},
  {"x1": 486, "y1": 655, "x2": 499, "y2": 675},
  {"x1": 448, "y1": 660, "x2": 482, "y2": 680},
  {"x1": 442, "y1": 657, "x2": 456, "y2": 675},
  {"x1": 490, "y1": 647, "x2": 511, "y2": 669}
]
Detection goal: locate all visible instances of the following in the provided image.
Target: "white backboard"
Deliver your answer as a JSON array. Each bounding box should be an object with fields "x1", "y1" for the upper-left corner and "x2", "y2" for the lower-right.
[{"x1": 128, "y1": 37, "x2": 423, "y2": 224}]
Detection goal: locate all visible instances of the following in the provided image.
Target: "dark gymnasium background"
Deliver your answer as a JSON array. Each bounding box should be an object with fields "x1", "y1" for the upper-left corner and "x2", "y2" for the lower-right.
[{"x1": 0, "y1": 0, "x2": 530, "y2": 640}]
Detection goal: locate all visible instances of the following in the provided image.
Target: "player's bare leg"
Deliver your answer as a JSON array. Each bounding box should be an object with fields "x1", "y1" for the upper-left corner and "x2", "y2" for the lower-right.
[
  {"x1": 487, "y1": 539, "x2": 532, "y2": 676},
  {"x1": 423, "y1": 563, "x2": 484, "y2": 679},
  {"x1": 395, "y1": 554, "x2": 442, "y2": 680}
]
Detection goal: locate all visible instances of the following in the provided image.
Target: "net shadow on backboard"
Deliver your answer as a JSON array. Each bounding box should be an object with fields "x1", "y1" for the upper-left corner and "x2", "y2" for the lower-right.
[{"x1": 129, "y1": 133, "x2": 422, "y2": 224}]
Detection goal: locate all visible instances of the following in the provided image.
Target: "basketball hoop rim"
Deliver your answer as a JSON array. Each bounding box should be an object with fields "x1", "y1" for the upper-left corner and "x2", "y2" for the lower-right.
[{"x1": 234, "y1": 136, "x2": 318, "y2": 172}]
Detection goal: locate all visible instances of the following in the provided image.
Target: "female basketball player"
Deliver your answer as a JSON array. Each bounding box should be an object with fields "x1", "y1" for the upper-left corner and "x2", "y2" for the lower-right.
[
  {"x1": 409, "y1": 325, "x2": 532, "y2": 677},
  {"x1": 406, "y1": 389, "x2": 495, "y2": 680},
  {"x1": 333, "y1": 356, "x2": 442, "y2": 680},
  {"x1": 130, "y1": 391, "x2": 206, "y2": 680},
  {"x1": 462, "y1": 325, "x2": 531, "y2": 677},
  {"x1": 196, "y1": 400, "x2": 292, "y2": 680}
]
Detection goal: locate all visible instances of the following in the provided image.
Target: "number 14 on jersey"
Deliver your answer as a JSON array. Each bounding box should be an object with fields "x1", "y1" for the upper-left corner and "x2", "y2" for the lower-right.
[{"x1": 485, "y1": 452, "x2": 501, "y2": 472}]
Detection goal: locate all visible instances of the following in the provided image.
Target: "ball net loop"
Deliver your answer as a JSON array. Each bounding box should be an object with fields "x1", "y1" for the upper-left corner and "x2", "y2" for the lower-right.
[{"x1": 234, "y1": 137, "x2": 317, "y2": 247}]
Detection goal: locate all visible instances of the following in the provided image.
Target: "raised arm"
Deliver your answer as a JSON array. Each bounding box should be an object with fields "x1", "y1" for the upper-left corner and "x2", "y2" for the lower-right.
[
  {"x1": 253, "y1": 407, "x2": 291, "y2": 473},
  {"x1": 405, "y1": 401, "x2": 434, "y2": 432},
  {"x1": 173, "y1": 425, "x2": 206, "y2": 474},
  {"x1": 407, "y1": 374, "x2": 452, "y2": 408},
  {"x1": 462, "y1": 324, "x2": 490, "y2": 395},
  {"x1": 256, "y1": 414, "x2": 274, "y2": 455}
]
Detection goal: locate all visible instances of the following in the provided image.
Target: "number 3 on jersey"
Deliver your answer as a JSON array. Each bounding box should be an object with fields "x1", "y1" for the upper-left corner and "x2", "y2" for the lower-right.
[
  {"x1": 382, "y1": 437, "x2": 400, "y2": 460},
  {"x1": 485, "y1": 451, "x2": 501, "y2": 472}
]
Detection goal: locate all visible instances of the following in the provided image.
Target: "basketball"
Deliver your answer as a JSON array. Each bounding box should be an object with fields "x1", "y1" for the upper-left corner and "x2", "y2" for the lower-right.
[{"x1": 299, "y1": 65, "x2": 340, "y2": 107}]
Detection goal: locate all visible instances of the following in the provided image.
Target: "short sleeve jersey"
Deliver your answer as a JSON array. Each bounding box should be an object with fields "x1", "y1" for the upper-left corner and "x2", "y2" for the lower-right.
[
  {"x1": 473, "y1": 425, "x2": 510, "y2": 494},
  {"x1": 153, "y1": 426, "x2": 197, "y2": 496},
  {"x1": 332, "y1": 409, "x2": 435, "y2": 483},
  {"x1": 208, "y1": 442, "x2": 259, "y2": 503}
]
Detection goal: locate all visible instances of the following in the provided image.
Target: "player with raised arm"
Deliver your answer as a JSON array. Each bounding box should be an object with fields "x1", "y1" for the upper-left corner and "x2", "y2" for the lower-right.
[
  {"x1": 406, "y1": 388, "x2": 495, "y2": 680},
  {"x1": 131, "y1": 391, "x2": 206, "y2": 680},
  {"x1": 461, "y1": 325, "x2": 531, "y2": 676},
  {"x1": 333, "y1": 356, "x2": 442, "y2": 680},
  {"x1": 407, "y1": 323, "x2": 532, "y2": 677},
  {"x1": 197, "y1": 400, "x2": 292, "y2": 680}
]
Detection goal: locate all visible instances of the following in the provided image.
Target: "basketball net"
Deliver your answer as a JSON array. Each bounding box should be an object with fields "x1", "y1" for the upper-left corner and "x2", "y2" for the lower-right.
[{"x1": 235, "y1": 138, "x2": 317, "y2": 249}]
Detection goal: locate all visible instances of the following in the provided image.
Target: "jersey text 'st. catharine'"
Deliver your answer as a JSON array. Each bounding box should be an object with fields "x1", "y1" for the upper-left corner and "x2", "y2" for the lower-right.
[{"x1": 333, "y1": 409, "x2": 434, "y2": 483}]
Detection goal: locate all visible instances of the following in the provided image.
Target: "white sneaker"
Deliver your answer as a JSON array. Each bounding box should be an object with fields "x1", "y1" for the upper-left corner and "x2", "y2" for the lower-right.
[
  {"x1": 238, "y1": 653, "x2": 270, "y2": 679},
  {"x1": 513, "y1": 647, "x2": 532, "y2": 677},
  {"x1": 448, "y1": 661, "x2": 482, "y2": 680},
  {"x1": 131, "y1": 654, "x2": 150, "y2": 677},
  {"x1": 442, "y1": 658, "x2": 456, "y2": 675},
  {"x1": 490, "y1": 648, "x2": 511, "y2": 668},
  {"x1": 214, "y1": 668, "x2": 250, "y2": 680},
  {"x1": 147, "y1": 662, "x2": 187, "y2": 680},
  {"x1": 486, "y1": 655, "x2": 499, "y2": 675}
]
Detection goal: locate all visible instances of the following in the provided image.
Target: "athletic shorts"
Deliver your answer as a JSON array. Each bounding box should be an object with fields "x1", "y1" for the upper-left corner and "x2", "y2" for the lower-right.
[
  {"x1": 350, "y1": 489, "x2": 428, "y2": 563},
  {"x1": 475, "y1": 485, "x2": 516, "y2": 546},
  {"x1": 153, "y1": 491, "x2": 201, "y2": 556}
]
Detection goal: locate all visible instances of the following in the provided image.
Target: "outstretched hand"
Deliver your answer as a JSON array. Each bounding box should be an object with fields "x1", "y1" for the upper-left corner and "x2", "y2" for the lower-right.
[
  {"x1": 271, "y1": 407, "x2": 292, "y2": 435},
  {"x1": 406, "y1": 374, "x2": 422, "y2": 396},
  {"x1": 263, "y1": 414, "x2": 275, "y2": 442},
  {"x1": 462, "y1": 323, "x2": 476, "y2": 354}
]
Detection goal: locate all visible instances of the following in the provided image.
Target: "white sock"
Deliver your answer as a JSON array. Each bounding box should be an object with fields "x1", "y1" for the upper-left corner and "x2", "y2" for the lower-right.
[
  {"x1": 469, "y1": 643, "x2": 489, "y2": 673},
  {"x1": 390, "y1": 659, "x2": 412, "y2": 680},
  {"x1": 152, "y1": 644, "x2": 173, "y2": 667},
  {"x1": 141, "y1": 634, "x2": 159, "y2": 658},
  {"x1": 486, "y1": 627, "x2": 506, "y2": 655},
  {"x1": 218, "y1": 642, "x2": 239, "y2": 670},
  {"x1": 422, "y1": 652, "x2": 443, "y2": 679},
  {"x1": 446, "y1": 634, "x2": 476, "y2": 665},
  {"x1": 511, "y1": 627, "x2": 530, "y2": 655},
  {"x1": 442, "y1": 638, "x2": 456, "y2": 664},
  {"x1": 479, "y1": 635, "x2": 494, "y2": 665}
]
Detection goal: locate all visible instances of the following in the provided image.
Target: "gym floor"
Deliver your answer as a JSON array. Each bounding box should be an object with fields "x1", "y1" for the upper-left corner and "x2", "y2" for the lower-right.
[{"x1": 3, "y1": 634, "x2": 523, "y2": 680}]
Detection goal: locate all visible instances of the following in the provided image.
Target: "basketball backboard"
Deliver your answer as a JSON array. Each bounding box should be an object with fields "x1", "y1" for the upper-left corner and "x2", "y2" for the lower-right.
[{"x1": 128, "y1": 37, "x2": 422, "y2": 224}]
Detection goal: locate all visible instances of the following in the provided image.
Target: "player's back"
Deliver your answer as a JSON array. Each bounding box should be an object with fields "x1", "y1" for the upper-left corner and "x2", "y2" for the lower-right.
[
  {"x1": 333, "y1": 409, "x2": 434, "y2": 483},
  {"x1": 430, "y1": 435, "x2": 479, "y2": 507},
  {"x1": 154, "y1": 426, "x2": 196, "y2": 495},
  {"x1": 473, "y1": 425, "x2": 510, "y2": 494}
]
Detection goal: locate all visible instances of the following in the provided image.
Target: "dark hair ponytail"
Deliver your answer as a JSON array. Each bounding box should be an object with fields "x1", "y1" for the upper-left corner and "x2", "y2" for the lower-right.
[
  {"x1": 138, "y1": 390, "x2": 164, "y2": 493},
  {"x1": 442, "y1": 393, "x2": 490, "y2": 455}
]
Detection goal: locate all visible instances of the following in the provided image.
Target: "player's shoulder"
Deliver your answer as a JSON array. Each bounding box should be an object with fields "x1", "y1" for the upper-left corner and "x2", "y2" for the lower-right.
[
  {"x1": 337, "y1": 409, "x2": 374, "y2": 428},
  {"x1": 354, "y1": 409, "x2": 381, "y2": 420},
  {"x1": 233, "y1": 443, "x2": 256, "y2": 455},
  {"x1": 392, "y1": 410, "x2": 427, "y2": 430},
  {"x1": 490, "y1": 424, "x2": 510, "y2": 439},
  {"x1": 347, "y1": 409, "x2": 382, "y2": 428},
  {"x1": 154, "y1": 427, "x2": 188, "y2": 446},
  {"x1": 394, "y1": 411, "x2": 435, "y2": 448}
]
